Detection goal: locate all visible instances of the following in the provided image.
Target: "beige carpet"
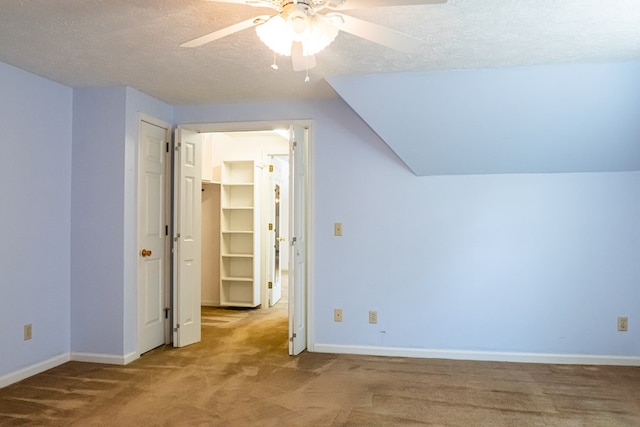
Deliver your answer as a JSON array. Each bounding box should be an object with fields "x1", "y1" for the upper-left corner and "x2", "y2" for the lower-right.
[{"x1": 1, "y1": 293, "x2": 639, "y2": 426}]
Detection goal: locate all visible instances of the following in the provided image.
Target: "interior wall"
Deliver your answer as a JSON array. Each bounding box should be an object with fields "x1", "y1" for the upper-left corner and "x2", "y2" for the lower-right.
[
  {"x1": 211, "y1": 132, "x2": 289, "y2": 164},
  {"x1": 71, "y1": 87, "x2": 128, "y2": 357},
  {"x1": 202, "y1": 183, "x2": 221, "y2": 306},
  {"x1": 175, "y1": 89, "x2": 640, "y2": 360},
  {"x1": 71, "y1": 86, "x2": 172, "y2": 360},
  {"x1": 0, "y1": 61, "x2": 73, "y2": 384},
  {"x1": 317, "y1": 166, "x2": 640, "y2": 355},
  {"x1": 328, "y1": 61, "x2": 640, "y2": 176}
]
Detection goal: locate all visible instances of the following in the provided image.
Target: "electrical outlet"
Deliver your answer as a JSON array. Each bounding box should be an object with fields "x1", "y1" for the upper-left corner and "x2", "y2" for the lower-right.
[
  {"x1": 618, "y1": 316, "x2": 628, "y2": 332},
  {"x1": 24, "y1": 324, "x2": 32, "y2": 341},
  {"x1": 334, "y1": 223, "x2": 343, "y2": 237},
  {"x1": 369, "y1": 310, "x2": 378, "y2": 324},
  {"x1": 334, "y1": 308, "x2": 343, "y2": 322}
]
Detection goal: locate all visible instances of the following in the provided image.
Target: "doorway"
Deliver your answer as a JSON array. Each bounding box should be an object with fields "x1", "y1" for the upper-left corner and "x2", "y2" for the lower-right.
[
  {"x1": 200, "y1": 131, "x2": 290, "y2": 310},
  {"x1": 171, "y1": 121, "x2": 311, "y2": 355}
]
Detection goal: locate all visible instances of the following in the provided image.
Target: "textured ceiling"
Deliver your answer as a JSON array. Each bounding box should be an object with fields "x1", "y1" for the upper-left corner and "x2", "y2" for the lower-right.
[{"x1": 0, "y1": 0, "x2": 638, "y2": 105}]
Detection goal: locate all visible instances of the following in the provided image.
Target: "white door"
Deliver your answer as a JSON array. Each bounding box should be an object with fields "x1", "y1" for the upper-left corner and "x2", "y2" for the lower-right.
[
  {"x1": 138, "y1": 120, "x2": 170, "y2": 354},
  {"x1": 173, "y1": 128, "x2": 202, "y2": 347},
  {"x1": 289, "y1": 125, "x2": 307, "y2": 355}
]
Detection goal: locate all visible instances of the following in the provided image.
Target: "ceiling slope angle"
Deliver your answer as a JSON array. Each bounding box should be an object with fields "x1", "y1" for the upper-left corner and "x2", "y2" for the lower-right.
[{"x1": 327, "y1": 61, "x2": 640, "y2": 176}]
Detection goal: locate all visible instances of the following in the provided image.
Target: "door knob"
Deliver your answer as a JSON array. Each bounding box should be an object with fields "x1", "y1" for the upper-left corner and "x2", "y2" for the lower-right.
[{"x1": 141, "y1": 249, "x2": 152, "y2": 257}]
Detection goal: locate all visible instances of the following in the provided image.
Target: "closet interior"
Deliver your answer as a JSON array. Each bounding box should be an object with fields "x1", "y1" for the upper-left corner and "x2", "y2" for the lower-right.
[{"x1": 200, "y1": 130, "x2": 290, "y2": 309}]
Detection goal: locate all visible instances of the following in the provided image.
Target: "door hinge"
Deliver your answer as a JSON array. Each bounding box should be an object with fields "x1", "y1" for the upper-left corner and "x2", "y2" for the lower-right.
[
  {"x1": 268, "y1": 281, "x2": 273, "y2": 289},
  {"x1": 289, "y1": 333, "x2": 297, "y2": 342},
  {"x1": 291, "y1": 237, "x2": 297, "y2": 246},
  {"x1": 268, "y1": 223, "x2": 273, "y2": 231},
  {"x1": 164, "y1": 307, "x2": 170, "y2": 319},
  {"x1": 269, "y1": 164, "x2": 274, "y2": 172},
  {"x1": 174, "y1": 324, "x2": 180, "y2": 332},
  {"x1": 174, "y1": 233, "x2": 180, "y2": 242},
  {"x1": 174, "y1": 142, "x2": 181, "y2": 151}
]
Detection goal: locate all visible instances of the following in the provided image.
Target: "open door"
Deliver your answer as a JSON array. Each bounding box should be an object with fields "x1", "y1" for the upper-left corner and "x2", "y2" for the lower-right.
[
  {"x1": 288, "y1": 125, "x2": 307, "y2": 355},
  {"x1": 266, "y1": 158, "x2": 283, "y2": 307},
  {"x1": 172, "y1": 128, "x2": 202, "y2": 347}
]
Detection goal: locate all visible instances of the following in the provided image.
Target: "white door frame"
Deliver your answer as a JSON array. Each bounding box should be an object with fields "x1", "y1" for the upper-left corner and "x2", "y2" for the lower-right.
[
  {"x1": 136, "y1": 114, "x2": 172, "y2": 355},
  {"x1": 176, "y1": 119, "x2": 314, "y2": 352}
]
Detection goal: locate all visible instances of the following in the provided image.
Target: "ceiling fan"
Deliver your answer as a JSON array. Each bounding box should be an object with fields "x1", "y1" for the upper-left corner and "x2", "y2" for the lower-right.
[{"x1": 181, "y1": 0, "x2": 446, "y2": 73}]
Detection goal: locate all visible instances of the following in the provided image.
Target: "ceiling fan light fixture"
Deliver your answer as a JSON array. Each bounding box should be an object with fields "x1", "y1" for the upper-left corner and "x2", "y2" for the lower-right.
[
  {"x1": 256, "y1": 15, "x2": 292, "y2": 56},
  {"x1": 302, "y1": 14, "x2": 339, "y2": 56},
  {"x1": 256, "y1": 9, "x2": 339, "y2": 57}
]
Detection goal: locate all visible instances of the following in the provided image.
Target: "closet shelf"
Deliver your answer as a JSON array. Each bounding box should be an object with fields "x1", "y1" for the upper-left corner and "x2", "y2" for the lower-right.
[
  {"x1": 221, "y1": 276, "x2": 253, "y2": 282},
  {"x1": 219, "y1": 160, "x2": 260, "y2": 308}
]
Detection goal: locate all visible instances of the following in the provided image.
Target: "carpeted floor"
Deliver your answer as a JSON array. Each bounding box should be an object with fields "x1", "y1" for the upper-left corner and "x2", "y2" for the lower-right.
[{"x1": 1, "y1": 285, "x2": 639, "y2": 426}]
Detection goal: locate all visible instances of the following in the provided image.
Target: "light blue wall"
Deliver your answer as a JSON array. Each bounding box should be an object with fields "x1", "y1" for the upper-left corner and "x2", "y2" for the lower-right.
[
  {"x1": 315, "y1": 136, "x2": 640, "y2": 354},
  {"x1": 328, "y1": 61, "x2": 640, "y2": 176},
  {"x1": 0, "y1": 61, "x2": 73, "y2": 379},
  {"x1": 71, "y1": 87, "x2": 128, "y2": 355},
  {"x1": 176, "y1": 93, "x2": 640, "y2": 358},
  {"x1": 71, "y1": 86, "x2": 172, "y2": 358}
]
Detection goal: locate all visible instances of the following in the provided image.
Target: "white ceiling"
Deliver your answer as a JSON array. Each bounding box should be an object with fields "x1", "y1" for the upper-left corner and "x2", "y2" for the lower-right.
[{"x1": 0, "y1": 0, "x2": 639, "y2": 105}]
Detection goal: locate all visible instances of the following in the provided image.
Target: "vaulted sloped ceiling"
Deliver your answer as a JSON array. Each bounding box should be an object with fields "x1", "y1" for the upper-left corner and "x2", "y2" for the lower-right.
[{"x1": 328, "y1": 61, "x2": 640, "y2": 176}]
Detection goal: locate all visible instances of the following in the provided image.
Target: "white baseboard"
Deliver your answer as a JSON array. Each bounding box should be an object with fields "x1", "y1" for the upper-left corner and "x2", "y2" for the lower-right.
[
  {"x1": 123, "y1": 351, "x2": 139, "y2": 365},
  {"x1": 312, "y1": 344, "x2": 640, "y2": 366},
  {"x1": 0, "y1": 353, "x2": 70, "y2": 388},
  {"x1": 71, "y1": 351, "x2": 139, "y2": 366}
]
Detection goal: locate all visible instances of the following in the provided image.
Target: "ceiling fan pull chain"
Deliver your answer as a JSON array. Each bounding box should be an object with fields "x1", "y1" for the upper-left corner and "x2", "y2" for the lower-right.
[{"x1": 271, "y1": 52, "x2": 279, "y2": 70}]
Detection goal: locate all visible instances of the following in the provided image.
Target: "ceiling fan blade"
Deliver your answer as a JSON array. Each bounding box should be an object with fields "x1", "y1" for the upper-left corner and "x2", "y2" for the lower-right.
[
  {"x1": 332, "y1": 14, "x2": 423, "y2": 53},
  {"x1": 291, "y1": 42, "x2": 316, "y2": 71},
  {"x1": 327, "y1": 0, "x2": 446, "y2": 10},
  {"x1": 205, "y1": 0, "x2": 279, "y2": 10},
  {"x1": 180, "y1": 15, "x2": 271, "y2": 48}
]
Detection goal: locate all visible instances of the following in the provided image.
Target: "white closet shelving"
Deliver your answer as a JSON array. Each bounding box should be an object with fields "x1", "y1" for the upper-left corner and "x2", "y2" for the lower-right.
[{"x1": 220, "y1": 161, "x2": 260, "y2": 307}]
